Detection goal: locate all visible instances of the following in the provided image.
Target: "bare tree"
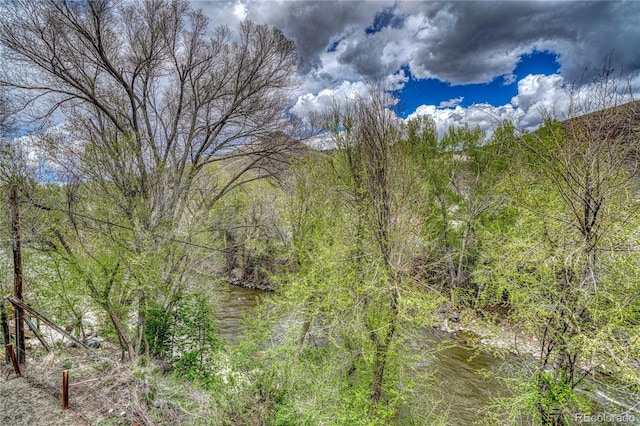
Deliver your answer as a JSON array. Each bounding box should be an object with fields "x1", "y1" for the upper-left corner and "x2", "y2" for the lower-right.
[
  {"x1": 0, "y1": 88, "x2": 33, "y2": 187},
  {"x1": 327, "y1": 88, "x2": 411, "y2": 407},
  {"x1": 1, "y1": 0, "x2": 300, "y2": 218},
  {"x1": 0, "y1": 0, "x2": 300, "y2": 359},
  {"x1": 518, "y1": 70, "x2": 639, "y2": 423}
]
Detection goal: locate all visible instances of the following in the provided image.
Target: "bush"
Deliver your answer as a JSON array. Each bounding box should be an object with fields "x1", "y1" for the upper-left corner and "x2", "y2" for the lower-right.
[{"x1": 145, "y1": 292, "x2": 219, "y2": 383}]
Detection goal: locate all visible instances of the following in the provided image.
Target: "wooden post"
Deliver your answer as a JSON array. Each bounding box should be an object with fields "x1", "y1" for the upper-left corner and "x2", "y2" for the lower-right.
[
  {"x1": 62, "y1": 370, "x2": 69, "y2": 410},
  {"x1": 7, "y1": 343, "x2": 21, "y2": 377},
  {"x1": 24, "y1": 313, "x2": 51, "y2": 352},
  {"x1": 6, "y1": 296, "x2": 91, "y2": 352},
  {"x1": 1, "y1": 300, "x2": 10, "y2": 364},
  {"x1": 9, "y1": 185, "x2": 26, "y2": 364}
]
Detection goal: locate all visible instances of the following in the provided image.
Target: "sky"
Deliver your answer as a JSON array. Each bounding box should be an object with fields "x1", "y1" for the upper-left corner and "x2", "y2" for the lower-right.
[{"x1": 197, "y1": 0, "x2": 640, "y2": 139}]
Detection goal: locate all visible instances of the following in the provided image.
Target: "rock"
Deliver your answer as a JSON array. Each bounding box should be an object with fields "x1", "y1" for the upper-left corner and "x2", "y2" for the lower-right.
[
  {"x1": 84, "y1": 339, "x2": 101, "y2": 349},
  {"x1": 456, "y1": 329, "x2": 481, "y2": 346},
  {"x1": 227, "y1": 278, "x2": 275, "y2": 291},
  {"x1": 439, "y1": 319, "x2": 453, "y2": 333}
]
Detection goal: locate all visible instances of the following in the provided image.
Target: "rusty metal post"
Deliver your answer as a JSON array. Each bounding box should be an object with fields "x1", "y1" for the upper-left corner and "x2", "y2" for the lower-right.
[
  {"x1": 62, "y1": 370, "x2": 69, "y2": 410},
  {"x1": 7, "y1": 343, "x2": 21, "y2": 377}
]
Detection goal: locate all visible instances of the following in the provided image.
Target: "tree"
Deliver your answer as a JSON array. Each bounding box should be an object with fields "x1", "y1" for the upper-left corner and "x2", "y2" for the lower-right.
[
  {"x1": 330, "y1": 89, "x2": 402, "y2": 407},
  {"x1": 0, "y1": 0, "x2": 300, "y2": 360},
  {"x1": 404, "y1": 117, "x2": 509, "y2": 305},
  {"x1": 284, "y1": 87, "x2": 437, "y2": 419},
  {"x1": 476, "y1": 72, "x2": 640, "y2": 423}
]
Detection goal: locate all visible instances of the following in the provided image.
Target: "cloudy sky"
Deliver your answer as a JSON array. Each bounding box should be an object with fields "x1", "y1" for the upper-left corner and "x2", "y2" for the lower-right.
[{"x1": 197, "y1": 0, "x2": 640, "y2": 138}]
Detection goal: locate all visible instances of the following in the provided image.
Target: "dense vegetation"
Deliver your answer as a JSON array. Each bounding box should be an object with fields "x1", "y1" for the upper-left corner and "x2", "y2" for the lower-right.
[{"x1": 1, "y1": 1, "x2": 639, "y2": 424}]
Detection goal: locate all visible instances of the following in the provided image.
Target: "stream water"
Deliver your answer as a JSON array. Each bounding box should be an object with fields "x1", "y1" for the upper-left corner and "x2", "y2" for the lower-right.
[
  {"x1": 209, "y1": 284, "x2": 639, "y2": 425},
  {"x1": 423, "y1": 340, "x2": 510, "y2": 424},
  {"x1": 210, "y1": 284, "x2": 510, "y2": 424}
]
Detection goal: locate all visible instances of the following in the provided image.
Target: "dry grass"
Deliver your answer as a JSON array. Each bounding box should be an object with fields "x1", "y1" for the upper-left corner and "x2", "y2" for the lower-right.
[
  {"x1": 0, "y1": 368, "x2": 88, "y2": 425},
  {"x1": 1, "y1": 347, "x2": 218, "y2": 426}
]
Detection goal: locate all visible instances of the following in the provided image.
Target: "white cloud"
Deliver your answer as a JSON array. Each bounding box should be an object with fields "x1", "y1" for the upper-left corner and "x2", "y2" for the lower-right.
[
  {"x1": 294, "y1": 68, "x2": 640, "y2": 151},
  {"x1": 511, "y1": 74, "x2": 568, "y2": 112},
  {"x1": 407, "y1": 103, "x2": 519, "y2": 140},
  {"x1": 290, "y1": 80, "x2": 373, "y2": 121},
  {"x1": 407, "y1": 73, "x2": 574, "y2": 138},
  {"x1": 233, "y1": 2, "x2": 247, "y2": 20},
  {"x1": 195, "y1": 1, "x2": 639, "y2": 143},
  {"x1": 304, "y1": 132, "x2": 335, "y2": 150},
  {"x1": 201, "y1": 1, "x2": 639, "y2": 91},
  {"x1": 438, "y1": 97, "x2": 464, "y2": 108},
  {"x1": 385, "y1": 69, "x2": 409, "y2": 91}
]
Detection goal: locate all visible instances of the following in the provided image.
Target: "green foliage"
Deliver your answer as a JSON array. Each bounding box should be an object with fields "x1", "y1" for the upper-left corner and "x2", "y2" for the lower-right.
[
  {"x1": 475, "y1": 109, "x2": 640, "y2": 422},
  {"x1": 532, "y1": 371, "x2": 590, "y2": 424},
  {"x1": 480, "y1": 368, "x2": 592, "y2": 425},
  {"x1": 262, "y1": 103, "x2": 445, "y2": 422},
  {"x1": 204, "y1": 177, "x2": 290, "y2": 288},
  {"x1": 146, "y1": 292, "x2": 219, "y2": 384},
  {"x1": 210, "y1": 308, "x2": 439, "y2": 426},
  {"x1": 3, "y1": 72, "x2": 638, "y2": 425}
]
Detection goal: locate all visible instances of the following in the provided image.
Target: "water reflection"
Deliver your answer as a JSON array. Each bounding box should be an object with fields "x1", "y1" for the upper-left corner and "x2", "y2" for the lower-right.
[
  {"x1": 432, "y1": 343, "x2": 508, "y2": 424},
  {"x1": 210, "y1": 283, "x2": 264, "y2": 344}
]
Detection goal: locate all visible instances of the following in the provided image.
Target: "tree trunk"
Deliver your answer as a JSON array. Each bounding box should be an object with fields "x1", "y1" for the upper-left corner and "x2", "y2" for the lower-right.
[
  {"x1": 455, "y1": 218, "x2": 473, "y2": 288},
  {"x1": 439, "y1": 197, "x2": 457, "y2": 289},
  {"x1": 108, "y1": 306, "x2": 135, "y2": 362},
  {"x1": 135, "y1": 292, "x2": 146, "y2": 356},
  {"x1": 1, "y1": 301, "x2": 10, "y2": 364},
  {"x1": 370, "y1": 287, "x2": 398, "y2": 406}
]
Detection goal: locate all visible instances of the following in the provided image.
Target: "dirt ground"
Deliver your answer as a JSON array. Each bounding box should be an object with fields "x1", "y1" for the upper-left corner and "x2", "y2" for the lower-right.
[
  {"x1": 0, "y1": 368, "x2": 88, "y2": 426},
  {"x1": 0, "y1": 347, "x2": 163, "y2": 426}
]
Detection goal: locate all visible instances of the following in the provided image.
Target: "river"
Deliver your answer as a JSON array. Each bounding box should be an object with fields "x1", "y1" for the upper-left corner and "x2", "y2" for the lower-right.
[
  {"x1": 210, "y1": 284, "x2": 512, "y2": 424},
  {"x1": 210, "y1": 284, "x2": 639, "y2": 425}
]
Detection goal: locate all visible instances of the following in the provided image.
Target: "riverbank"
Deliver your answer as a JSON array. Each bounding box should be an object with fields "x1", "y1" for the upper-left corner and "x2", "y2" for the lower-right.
[
  {"x1": 432, "y1": 305, "x2": 540, "y2": 358},
  {"x1": 432, "y1": 306, "x2": 640, "y2": 421}
]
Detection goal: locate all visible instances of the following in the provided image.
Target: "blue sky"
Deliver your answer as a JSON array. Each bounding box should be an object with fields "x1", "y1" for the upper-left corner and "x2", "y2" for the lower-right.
[{"x1": 398, "y1": 51, "x2": 561, "y2": 116}]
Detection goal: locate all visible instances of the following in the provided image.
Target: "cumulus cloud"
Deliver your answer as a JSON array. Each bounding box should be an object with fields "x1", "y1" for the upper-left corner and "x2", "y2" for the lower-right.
[
  {"x1": 233, "y1": 2, "x2": 247, "y2": 20},
  {"x1": 237, "y1": 0, "x2": 390, "y2": 75},
  {"x1": 439, "y1": 97, "x2": 464, "y2": 108},
  {"x1": 386, "y1": 69, "x2": 409, "y2": 91},
  {"x1": 407, "y1": 73, "x2": 575, "y2": 138},
  {"x1": 194, "y1": 1, "x2": 246, "y2": 31},
  {"x1": 199, "y1": 1, "x2": 639, "y2": 89},
  {"x1": 294, "y1": 68, "x2": 638, "y2": 142},
  {"x1": 290, "y1": 80, "x2": 374, "y2": 121},
  {"x1": 512, "y1": 74, "x2": 571, "y2": 128},
  {"x1": 195, "y1": 1, "x2": 639, "y2": 142},
  {"x1": 408, "y1": 103, "x2": 520, "y2": 140}
]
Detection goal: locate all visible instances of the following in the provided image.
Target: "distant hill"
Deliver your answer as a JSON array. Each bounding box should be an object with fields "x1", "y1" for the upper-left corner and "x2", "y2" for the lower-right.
[
  {"x1": 215, "y1": 131, "x2": 311, "y2": 180},
  {"x1": 560, "y1": 100, "x2": 640, "y2": 174}
]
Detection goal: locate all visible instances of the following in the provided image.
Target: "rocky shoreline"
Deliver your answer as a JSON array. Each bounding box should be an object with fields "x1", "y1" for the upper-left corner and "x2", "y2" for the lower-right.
[{"x1": 432, "y1": 307, "x2": 540, "y2": 358}]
